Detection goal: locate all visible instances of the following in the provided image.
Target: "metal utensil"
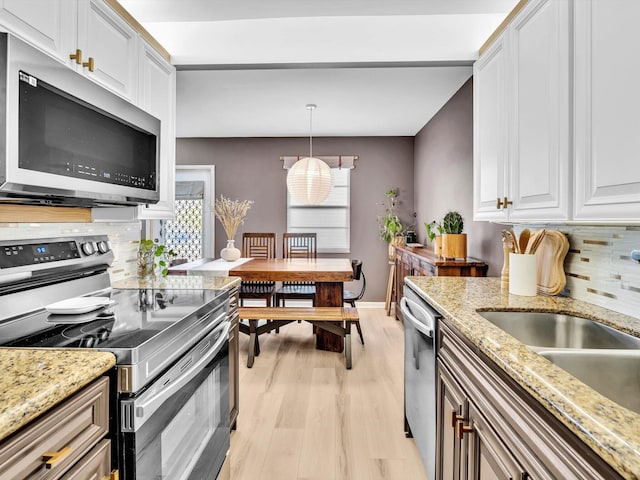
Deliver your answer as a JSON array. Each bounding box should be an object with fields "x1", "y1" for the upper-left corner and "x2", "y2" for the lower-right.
[{"x1": 519, "y1": 228, "x2": 530, "y2": 255}]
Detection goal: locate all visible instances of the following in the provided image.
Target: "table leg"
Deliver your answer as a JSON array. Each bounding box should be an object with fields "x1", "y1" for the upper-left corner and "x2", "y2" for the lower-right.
[
  {"x1": 247, "y1": 319, "x2": 260, "y2": 368},
  {"x1": 385, "y1": 261, "x2": 396, "y2": 316},
  {"x1": 314, "y1": 282, "x2": 344, "y2": 352}
]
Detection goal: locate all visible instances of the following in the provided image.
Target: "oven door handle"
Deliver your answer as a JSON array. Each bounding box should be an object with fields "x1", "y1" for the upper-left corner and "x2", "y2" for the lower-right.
[{"x1": 130, "y1": 321, "x2": 230, "y2": 430}]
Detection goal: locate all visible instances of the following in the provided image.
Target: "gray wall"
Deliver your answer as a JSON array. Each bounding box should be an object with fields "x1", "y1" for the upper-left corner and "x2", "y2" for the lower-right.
[
  {"x1": 176, "y1": 136, "x2": 415, "y2": 300},
  {"x1": 414, "y1": 78, "x2": 504, "y2": 276}
]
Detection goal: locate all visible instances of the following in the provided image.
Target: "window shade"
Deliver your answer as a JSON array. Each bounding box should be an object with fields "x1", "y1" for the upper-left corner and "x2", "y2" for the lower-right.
[{"x1": 287, "y1": 167, "x2": 350, "y2": 254}]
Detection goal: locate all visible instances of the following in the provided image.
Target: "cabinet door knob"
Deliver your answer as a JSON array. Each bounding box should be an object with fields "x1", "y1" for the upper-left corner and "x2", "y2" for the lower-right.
[
  {"x1": 503, "y1": 196, "x2": 513, "y2": 209},
  {"x1": 83, "y1": 57, "x2": 95, "y2": 72},
  {"x1": 496, "y1": 197, "x2": 503, "y2": 209},
  {"x1": 42, "y1": 445, "x2": 72, "y2": 469},
  {"x1": 69, "y1": 49, "x2": 82, "y2": 64},
  {"x1": 456, "y1": 420, "x2": 474, "y2": 440}
]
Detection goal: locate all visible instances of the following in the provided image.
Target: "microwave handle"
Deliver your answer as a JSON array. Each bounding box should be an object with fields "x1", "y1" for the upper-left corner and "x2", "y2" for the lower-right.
[{"x1": 129, "y1": 321, "x2": 230, "y2": 430}]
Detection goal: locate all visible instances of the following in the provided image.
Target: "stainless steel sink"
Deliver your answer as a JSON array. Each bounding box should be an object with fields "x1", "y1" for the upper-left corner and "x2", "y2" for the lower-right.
[
  {"x1": 538, "y1": 349, "x2": 640, "y2": 414},
  {"x1": 477, "y1": 311, "x2": 640, "y2": 350}
]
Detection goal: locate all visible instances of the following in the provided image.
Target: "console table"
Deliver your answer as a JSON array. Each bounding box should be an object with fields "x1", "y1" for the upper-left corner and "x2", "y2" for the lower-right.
[{"x1": 393, "y1": 245, "x2": 488, "y2": 322}]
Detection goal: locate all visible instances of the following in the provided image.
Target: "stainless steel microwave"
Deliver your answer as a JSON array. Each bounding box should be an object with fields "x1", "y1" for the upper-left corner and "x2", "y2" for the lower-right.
[{"x1": 0, "y1": 33, "x2": 160, "y2": 207}]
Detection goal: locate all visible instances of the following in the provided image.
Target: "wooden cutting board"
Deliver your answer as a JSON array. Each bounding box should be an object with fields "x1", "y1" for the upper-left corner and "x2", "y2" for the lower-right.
[{"x1": 534, "y1": 230, "x2": 570, "y2": 295}]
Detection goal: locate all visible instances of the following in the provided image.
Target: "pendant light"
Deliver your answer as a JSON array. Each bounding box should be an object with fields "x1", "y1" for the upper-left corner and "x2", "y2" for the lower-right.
[{"x1": 286, "y1": 104, "x2": 332, "y2": 205}]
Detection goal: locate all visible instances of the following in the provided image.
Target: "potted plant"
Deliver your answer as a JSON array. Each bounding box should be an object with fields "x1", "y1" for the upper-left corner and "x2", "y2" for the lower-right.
[
  {"x1": 441, "y1": 211, "x2": 467, "y2": 259},
  {"x1": 136, "y1": 239, "x2": 176, "y2": 279},
  {"x1": 214, "y1": 195, "x2": 253, "y2": 261},
  {"x1": 378, "y1": 188, "x2": 405, "y2": 260},
  {"x1": 425, "y1": 220, "x2": 444, "y2": 256}
]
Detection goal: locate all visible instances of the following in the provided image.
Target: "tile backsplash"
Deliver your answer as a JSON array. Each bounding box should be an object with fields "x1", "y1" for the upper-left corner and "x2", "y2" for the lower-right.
[
  {"x1": 525, "y1": 225, "x2": 640, "y2": 319},
  {"x1": 0, "y1": 221, "x2": 142, "y2": 282}
]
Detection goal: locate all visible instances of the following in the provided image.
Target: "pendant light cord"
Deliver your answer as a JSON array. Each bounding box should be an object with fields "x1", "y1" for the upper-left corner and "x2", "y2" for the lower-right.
[
  {"x1": 307, "y1": 104, "x2": 316, "y2": 158},
  {"x1": 309, "y1": 107, "x2": 313, "y2": 158}
]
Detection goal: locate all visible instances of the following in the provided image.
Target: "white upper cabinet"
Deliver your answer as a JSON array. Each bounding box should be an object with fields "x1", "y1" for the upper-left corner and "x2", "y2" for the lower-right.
[
  {"x1": 76, "y1": 0, "x2": 138, "y2": 102},
  {"x1": 0, "y1": 1, "x2": 177, "y2": 220},
  {"x1": 507, "y1": 0, "x2": 570, "y2": 222},
  {"x1": 135, "y1": 40, "x2": 176, "y2": 219},
  {"x1": 473, "y1": 34, "x2": 508, "y2": 222},
  {"x1": 92, "y1": 38, "x2": 176, "y2": 221},
  {"x1": 0, "y1": 0, "x2": 138, "y2": 102},
  {"x1": 473, "y1": 0, "x2": 570, "y2": 223},
  {"x1": 573, "y1": 0, "x2": 640, "y2": 221},
  {"x1": 0, "y1": 0, "x2": 76, "y2": 60}
]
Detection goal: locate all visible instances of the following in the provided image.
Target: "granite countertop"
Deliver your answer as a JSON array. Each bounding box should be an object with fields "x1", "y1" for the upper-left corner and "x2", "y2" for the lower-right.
[
  {"x1": 111, "y1": 274, "x2": 242, "y2": 291},
  {"x1": 0, "y1": 348, "x2": 115, "y2": 442},
  {"x1": 406, "y1": 276, "x2": 640, "y2": 480}
]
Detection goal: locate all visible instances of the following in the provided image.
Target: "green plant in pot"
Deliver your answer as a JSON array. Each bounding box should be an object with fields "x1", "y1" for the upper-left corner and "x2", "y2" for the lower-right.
[
  {"x1": 136, "y1": 239, "x2": 176, "y2": 279},
  {"x1": 425, "y1": 220, "x2": 444, "y2": 256},
  {"x1": 378, "y1": 188, "x2": 405, "y2": 259},
  {"x1": 441, "y1": 211, "x2": 467, "y2": 259}
]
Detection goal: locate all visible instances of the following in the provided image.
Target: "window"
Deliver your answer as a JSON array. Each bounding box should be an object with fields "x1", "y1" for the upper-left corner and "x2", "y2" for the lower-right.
[
  {"x1": 287, "y1": 168, "x2": 350, "y2": 253},
  {"x1": 158, "y1": 166, "x2": 215, "y2": 261}
]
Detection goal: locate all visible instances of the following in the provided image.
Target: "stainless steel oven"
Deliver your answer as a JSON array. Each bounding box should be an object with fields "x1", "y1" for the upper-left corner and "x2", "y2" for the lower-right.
[
  {"x1": 0, "y1": 235, "x2": 231, "y2": 480},
  {"x1": 120, "y1": 314, "x2": 229, "y2": 480}
]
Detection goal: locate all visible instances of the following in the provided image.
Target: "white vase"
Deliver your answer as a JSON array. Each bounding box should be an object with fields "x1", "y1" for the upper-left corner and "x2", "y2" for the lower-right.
[{"x1": 220, "y1": 239, "x2": 241, "y2": 261}]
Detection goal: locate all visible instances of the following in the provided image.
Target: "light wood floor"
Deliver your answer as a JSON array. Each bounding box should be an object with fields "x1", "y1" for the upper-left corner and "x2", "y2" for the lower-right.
[{"x1": 230, "y1": 307, "x2": 429, "y2": 480}]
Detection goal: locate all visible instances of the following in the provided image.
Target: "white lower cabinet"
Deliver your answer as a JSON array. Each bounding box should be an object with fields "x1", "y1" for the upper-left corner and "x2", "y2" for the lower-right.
[
  {"x1": 573, "y1": 0, "x2": 640, "y2": 221},
  {"x1": 437, "y1": 319, "x2": 623, "y2": 480}
]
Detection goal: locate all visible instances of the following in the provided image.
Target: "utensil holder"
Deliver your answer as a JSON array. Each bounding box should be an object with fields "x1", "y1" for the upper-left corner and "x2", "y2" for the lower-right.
[{"x1": 509, "y1": 253, "x2": 537, "y2": 296}]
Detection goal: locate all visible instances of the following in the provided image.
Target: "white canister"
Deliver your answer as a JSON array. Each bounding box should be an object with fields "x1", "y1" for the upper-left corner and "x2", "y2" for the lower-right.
[{"x1": 509, "y1": 253, "x2": 538, "y2": 296}]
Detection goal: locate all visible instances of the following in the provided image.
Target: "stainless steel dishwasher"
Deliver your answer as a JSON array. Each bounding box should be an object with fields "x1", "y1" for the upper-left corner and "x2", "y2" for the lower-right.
[{"x1": 402, "y1": 284, "x2": 441, "y2": 480}]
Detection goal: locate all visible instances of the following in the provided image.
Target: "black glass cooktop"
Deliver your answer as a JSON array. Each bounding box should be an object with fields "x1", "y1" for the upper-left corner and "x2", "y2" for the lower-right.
[{"x1": 0, "y1": 288, "x2": 228, "y2": 358}]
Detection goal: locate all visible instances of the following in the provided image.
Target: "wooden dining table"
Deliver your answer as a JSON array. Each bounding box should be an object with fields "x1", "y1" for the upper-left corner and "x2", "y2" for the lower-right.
[{"x1": 229, "y1": 258, "x2": 353, "y2": 351}]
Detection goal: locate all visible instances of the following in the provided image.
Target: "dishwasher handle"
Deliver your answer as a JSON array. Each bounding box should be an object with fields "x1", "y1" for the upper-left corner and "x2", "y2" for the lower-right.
[{"x1": 400, "y1": 297, "x2": 437, "y2": 338}]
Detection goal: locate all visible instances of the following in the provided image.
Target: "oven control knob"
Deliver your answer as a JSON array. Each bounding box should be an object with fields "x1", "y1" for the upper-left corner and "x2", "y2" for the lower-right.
[
  {"x1": 81, "y1": 242, "x2": 95, "y2": 256},
  {"x1": 97, "y1": 241, "x2": 110, "y2": 254}
]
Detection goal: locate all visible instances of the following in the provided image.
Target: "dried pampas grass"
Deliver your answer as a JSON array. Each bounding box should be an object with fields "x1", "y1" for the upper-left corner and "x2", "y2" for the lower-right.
[{"x1": 214, "y1": 195, "x2": 253, "y2": 239}]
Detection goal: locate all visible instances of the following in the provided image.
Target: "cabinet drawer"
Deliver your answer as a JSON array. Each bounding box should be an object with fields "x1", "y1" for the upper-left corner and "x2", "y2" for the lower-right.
[
  {"x1": 61, "y1": 439, "x2": 111, "y2": 480},
  {"x1": 0, "y1": 377, "x2": 109, "y2": 480}
]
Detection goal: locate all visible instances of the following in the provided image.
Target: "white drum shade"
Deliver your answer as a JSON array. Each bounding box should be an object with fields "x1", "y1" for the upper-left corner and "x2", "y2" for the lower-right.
[{"x1": 286, "y1": 157, "x2": 332, "y2": 205}]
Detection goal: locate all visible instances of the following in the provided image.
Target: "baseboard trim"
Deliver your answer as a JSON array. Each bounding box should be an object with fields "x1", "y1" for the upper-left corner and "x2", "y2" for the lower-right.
[
  {"x1": 353, "y1": 302, "x2": 385, "y2": 308},
  {"x1": 239, "y1": 300, "x2": 386, "y2": 309}
]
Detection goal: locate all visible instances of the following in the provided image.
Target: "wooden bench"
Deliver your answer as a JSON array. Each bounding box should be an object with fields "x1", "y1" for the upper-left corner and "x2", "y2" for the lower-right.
[{"x1": 238, "y1": 306, "x2": 360, "y2": 369}]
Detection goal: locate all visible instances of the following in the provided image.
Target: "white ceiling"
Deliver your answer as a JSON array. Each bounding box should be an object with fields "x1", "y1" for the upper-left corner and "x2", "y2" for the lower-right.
[{"x1": 118, "y1": 0, "x2": 518, "y2": 137}]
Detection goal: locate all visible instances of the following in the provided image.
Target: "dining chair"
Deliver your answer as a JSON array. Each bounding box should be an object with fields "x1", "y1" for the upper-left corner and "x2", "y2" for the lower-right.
[
  {"x1": 239, "y1": 233, "x2": 277, "y2": 306},
  {"x1": 343, "y1": 259, "x2": 366, "y2": 344},
  {"x1": 238, "y1": 233, "x2": 278, "y2": 359},
  {"x1": 274, "y1": 233, "x2": 317, "y2": 306}
]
